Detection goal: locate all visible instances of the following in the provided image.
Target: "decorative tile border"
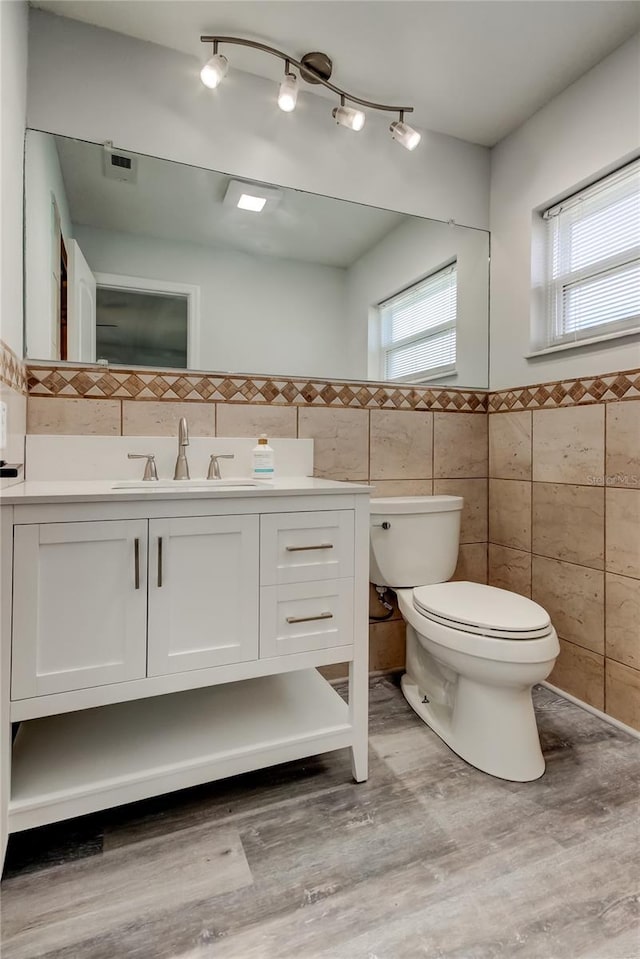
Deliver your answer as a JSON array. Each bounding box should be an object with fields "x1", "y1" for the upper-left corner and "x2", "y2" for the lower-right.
[
  {"x1": 26, "y1": 364, "x2": 488, "y2": 413},
  {"x1": 489, "y1": 369, "x2": 640, "y2": 412},
  {"x1": 25, "y1": 362, "x2": 640, "y2": 413},
  {"x1": 1, "y1": 340, "x2": 28, "y2": 394}
]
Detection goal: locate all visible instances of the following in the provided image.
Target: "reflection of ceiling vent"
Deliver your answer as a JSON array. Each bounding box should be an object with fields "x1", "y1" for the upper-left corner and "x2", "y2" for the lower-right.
[{"x1": 102, "y1": 141, "x2": 137, "y2": 183}]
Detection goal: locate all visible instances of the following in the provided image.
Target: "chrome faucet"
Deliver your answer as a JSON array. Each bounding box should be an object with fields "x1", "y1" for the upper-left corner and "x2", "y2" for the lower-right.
[{"x1": 173, "y1": 417, "x2": 190, "y2": 480}]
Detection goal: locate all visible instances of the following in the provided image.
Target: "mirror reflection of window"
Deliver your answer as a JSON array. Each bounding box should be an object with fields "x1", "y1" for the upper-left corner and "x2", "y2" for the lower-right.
[
  {"x1": 96, "y1": 287, "x2": 188, "y2": 368},
  {"x1": 379, "y1": 263, "x2": 457, "y2": 383}
]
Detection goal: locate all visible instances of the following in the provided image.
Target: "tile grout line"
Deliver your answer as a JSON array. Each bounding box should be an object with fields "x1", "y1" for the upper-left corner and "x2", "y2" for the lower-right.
[
  {"x1": 431, "y1": 412, "x2": 435, "y2": 488},
  {"x1": 367, "y1": 409, "x2": 371, "y2": 485},
  {"x1": 530, "y1": 409, "x2": 534, "y2": 598},
  {"x1": 486, "y1": 411, "x2": 490, "y2": 584}
]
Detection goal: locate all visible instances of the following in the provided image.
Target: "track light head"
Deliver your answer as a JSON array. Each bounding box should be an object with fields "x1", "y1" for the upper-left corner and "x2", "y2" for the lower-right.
[
  {"x1": 200, "y1": 53, "x2": 228, "y2": 89},
  {"x1": 332, "y1": 103, "x2": 366, "y2": 132},
  {"x1": 278, "y1": 71, "x2": 298, "y2": 113},
  {"x1": 390, "y1": 119, "x2": 421, "y2": 151}
]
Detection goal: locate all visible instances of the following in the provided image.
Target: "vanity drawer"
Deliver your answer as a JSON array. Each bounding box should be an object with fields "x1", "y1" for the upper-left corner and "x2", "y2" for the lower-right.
[
  {"x1": 260, "y1": 510, "x2": 354, "y2": 585},
  {"x1": 260, "y1": 579, "x2": 354, "y2": 658}
]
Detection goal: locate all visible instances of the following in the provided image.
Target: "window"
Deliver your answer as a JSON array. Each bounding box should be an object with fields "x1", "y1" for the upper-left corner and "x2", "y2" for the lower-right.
[
  {"x1": 379, "y1": 264, "x2": 457, "y2": 382},
  {"x1": 543, "y1": 159, "x2": 640, "y2": 347}
]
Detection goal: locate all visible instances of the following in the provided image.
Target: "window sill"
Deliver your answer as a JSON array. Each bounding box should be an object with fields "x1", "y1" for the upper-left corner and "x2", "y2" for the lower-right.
[
  {"x1": 526, "y1": 326, "x2": 640, "y2": 359},
  {"x1": 410, "y1": 369, "x2": 458, "y2": 385}
]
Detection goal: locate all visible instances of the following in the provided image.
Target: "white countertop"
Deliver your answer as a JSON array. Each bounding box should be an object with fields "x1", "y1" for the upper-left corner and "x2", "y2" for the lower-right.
[{"x1": 0, "y1": 477, "x2": 372, "y2": 505}]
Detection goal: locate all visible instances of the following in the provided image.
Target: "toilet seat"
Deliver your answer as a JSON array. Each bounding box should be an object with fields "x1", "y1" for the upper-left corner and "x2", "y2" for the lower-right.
[{"x1": 413, "y1": 581, "x2": 552, "y2": 640}]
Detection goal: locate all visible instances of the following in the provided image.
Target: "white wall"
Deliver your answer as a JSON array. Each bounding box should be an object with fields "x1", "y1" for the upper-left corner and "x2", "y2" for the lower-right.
[
  {"x1": 346, "y1": 218, "x2": 489, "y2": 387},
  {"x1": 24, "y1": 131, "x2": 73, "y2": 359},
  {"x1": 490, "y1": 33, "x2": 640, "y2": 389},
  {"x1": 74, "y1": 225, "x2": 349, "y2": 379},
  {"x1": 26, "y1": 9, "x2": 490, "y2": 232},
  {"x1": 0, "y1": 0, "x2": 28, "y2": 355}
]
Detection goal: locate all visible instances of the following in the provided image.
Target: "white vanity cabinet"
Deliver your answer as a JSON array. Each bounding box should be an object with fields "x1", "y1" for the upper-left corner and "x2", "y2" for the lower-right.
[{"x1": 0, "y1": 481, "x2": 370, "y2": 873}]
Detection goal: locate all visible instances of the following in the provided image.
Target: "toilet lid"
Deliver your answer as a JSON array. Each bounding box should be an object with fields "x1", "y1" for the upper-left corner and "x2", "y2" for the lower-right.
[{"x1": 413, "y1": 581, "x2": 552, "y2": 640}]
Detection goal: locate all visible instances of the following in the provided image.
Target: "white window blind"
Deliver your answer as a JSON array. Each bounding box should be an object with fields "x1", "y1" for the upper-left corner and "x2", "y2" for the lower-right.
[
  {"x1": 543, "y1": 159, "x2": 640, "y2": 346},
  {"x1": 380, "y1": 264, "x2": 457, "y2": 381}
]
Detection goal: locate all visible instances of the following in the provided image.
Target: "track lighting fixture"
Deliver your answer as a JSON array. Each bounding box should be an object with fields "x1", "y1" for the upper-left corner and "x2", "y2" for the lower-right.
[
  {"x1": 277, "y1": 62, "x2": 298, "y2": 113},
  {"x1": 200, "y1": 35, "x2": 420, "y2": 149},
  {"x1": 390, "y1": 113, "x2": 422, "y2": 151}
]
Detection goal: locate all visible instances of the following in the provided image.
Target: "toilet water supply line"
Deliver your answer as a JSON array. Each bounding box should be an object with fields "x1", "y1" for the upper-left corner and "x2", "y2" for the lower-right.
[{"x1": 370, "y1": 586, "x2": 395, "y2": 622}]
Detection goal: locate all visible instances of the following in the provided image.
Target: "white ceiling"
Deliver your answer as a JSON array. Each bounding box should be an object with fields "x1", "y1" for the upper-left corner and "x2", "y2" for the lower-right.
[
  {"x1": 31, "y1": 0, "x2": 640, "y2": 146},
  {"x1": 54, "y1": 135, "x2": 406, "y2": 267}
]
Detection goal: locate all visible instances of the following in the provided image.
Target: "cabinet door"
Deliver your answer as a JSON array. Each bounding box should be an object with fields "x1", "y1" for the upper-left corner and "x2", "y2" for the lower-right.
[
  {"x1": 12, "y1": 521, "x2": 148, "y2": 699},
  {"x1": 147, "y1": 515, "x2": 259, "y2": 676}
]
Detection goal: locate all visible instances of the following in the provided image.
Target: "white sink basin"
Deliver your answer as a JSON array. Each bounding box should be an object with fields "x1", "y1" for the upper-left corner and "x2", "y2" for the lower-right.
[{"x1": 112, "y1": 478, "x2": 270, "y2": 491}]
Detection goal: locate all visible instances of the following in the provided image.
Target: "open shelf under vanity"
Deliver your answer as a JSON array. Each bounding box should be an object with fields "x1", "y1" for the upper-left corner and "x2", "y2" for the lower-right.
[{"x1": 9, "y1": 669, "x2": 352, "y2": 833}]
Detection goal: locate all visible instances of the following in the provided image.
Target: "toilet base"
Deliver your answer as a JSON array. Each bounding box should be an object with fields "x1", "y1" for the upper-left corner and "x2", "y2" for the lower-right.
[{"x1": 400, "y1": 671, "x2": 546, "y2": 783}]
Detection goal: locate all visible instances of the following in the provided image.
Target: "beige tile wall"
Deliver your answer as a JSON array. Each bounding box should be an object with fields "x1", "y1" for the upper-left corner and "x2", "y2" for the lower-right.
[{"x1": 489, "y1": 399, "x2": 640, "y2": 730}]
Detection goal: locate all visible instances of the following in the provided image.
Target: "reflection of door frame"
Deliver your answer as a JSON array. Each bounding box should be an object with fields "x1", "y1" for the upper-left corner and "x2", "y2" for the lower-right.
[
  {"x1": 94, "y1": 273, "x2": 201, "y2": 369},
  {"x1": 59, "y1": 236, "x2": 68, "y2": 361}
]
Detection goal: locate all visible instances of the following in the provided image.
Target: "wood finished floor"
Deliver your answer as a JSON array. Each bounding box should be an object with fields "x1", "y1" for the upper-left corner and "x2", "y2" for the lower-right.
[{"x1": 1, "y1": 677, "x2": 639, "y2": 959}]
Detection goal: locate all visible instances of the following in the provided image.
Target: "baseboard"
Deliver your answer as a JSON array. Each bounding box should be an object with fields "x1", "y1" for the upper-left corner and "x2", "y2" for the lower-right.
[
  {"x1": 324, "y1": 667, "x2": 404, "y2": 686},
  {"x1": 541, "y1": 682, "x2": 640, "y2": 741}
]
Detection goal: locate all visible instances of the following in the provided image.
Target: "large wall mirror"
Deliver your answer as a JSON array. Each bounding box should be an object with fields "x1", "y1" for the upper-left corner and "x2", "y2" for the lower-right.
[{"x1": 24, "y1": 130, "x2": 489, "y2": 388}]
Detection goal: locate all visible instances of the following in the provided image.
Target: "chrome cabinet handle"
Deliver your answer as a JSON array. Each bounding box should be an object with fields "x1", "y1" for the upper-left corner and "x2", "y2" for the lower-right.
[
  {"x1": 134, "y1": 538, "x2": 140, "y2": 589},
  {"x1": 157, "y1": 537, "x2": 163, "y2": 588},
  {"x1": 286, "y1": 611, "x2": 333, "y2": 624},
  {"x1": 285, "y1": 543, "x2": 334, "y2": 552}
]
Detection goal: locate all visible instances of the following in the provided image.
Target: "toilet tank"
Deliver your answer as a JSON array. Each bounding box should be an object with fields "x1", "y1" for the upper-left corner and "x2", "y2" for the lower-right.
[{"x1": 369, "y1": 496, "x2": 463, "y2": 588}]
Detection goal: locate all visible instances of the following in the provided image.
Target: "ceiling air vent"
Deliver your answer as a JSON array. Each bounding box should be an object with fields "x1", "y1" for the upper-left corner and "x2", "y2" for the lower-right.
[{"x1": 102, "y1": 142, "x2": 138, "y2": 183}]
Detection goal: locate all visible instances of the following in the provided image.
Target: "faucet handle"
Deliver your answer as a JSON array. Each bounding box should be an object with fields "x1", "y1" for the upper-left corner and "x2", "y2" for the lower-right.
[
  {"x1": 207, "y1": 453, "x2": 235, "y2": 480},
  {"x1": 128, "y1": 453, "x2": 159, "y2": 481}
]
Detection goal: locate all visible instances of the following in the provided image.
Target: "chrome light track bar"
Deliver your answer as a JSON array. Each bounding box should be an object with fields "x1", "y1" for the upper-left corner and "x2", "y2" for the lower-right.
[{"x1": 200, "y1": 35, "x2": 414, "y2": 115}]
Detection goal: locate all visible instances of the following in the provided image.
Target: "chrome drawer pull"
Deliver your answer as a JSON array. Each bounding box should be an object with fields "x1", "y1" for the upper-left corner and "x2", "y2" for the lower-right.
[
  {"x1": 285, "y1": 543, "x2": 334, "y2": 552},
  {"x1": 286, "y1": 611, "x2": 333, "y2": 625}
]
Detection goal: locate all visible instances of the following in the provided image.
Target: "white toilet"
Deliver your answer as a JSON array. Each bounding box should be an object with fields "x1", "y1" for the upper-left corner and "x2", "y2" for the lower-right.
[{"x1": 370, "y1": 496, "x2": 559, "y2": 782}]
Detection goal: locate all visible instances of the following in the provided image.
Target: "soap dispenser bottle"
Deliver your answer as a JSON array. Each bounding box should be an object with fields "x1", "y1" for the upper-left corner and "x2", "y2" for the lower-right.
[{"x1": 252, "y1": 435, "x2": 275, "y2": 479}]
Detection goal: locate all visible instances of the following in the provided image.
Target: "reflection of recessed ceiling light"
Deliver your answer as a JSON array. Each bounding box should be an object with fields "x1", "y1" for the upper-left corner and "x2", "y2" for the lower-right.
[
  {"x1": 223, "y1": 179, "x2": 282, "y2": 213},
  {"x1": 237, "y1": 193, "x2": 268, "y2": 212}
]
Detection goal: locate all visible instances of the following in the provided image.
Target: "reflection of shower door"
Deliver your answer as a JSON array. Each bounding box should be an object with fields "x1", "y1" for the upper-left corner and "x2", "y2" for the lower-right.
[
  {"x1": 94, "y1": 273, "x2": 200, "y2": 369},
  {"x1": 67, "y1": 240, "x2": 96, "y2": 363}
]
